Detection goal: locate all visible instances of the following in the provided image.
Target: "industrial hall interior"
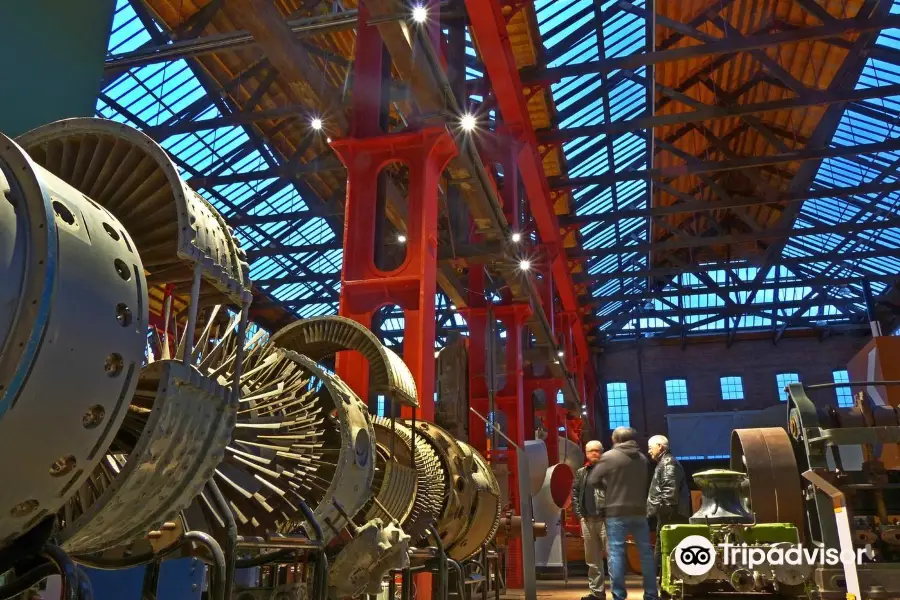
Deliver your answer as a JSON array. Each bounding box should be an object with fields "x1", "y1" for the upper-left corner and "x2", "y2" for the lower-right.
[{"x1": 7, "y1": 0, "x2": 900, "y2": 599}]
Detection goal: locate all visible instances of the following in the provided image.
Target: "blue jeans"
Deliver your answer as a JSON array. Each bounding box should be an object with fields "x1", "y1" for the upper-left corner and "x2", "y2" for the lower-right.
[{"x1": 606, "y1": 516, "x2": 658, "y2": 600}]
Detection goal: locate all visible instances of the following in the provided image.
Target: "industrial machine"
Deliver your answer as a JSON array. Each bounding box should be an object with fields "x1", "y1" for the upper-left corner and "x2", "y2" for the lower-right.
[
  {"x1": 659, "y1": 469, "x2": 808, "y2": 598},
  {"x1": 660, "y1": 381, "x2": 900, "y2": 599},
  {"x1": 0, "y1": 118, "x2": 513, "y2": 600}
]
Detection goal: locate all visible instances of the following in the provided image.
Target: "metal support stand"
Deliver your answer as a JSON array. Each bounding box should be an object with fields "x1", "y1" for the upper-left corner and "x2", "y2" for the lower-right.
[
  {"x1": 0, "y1": 544, "x2": 93, "y2": 600},
  {"x1": 428, "y1": 525, "x2": 449, "y2": 600},
  {"x1": 140, "y1": 560, "x2": 161, "y2": 600},
  {"x1": 470, "y1": 407, "x2": 537, "y2": 600},
  {"x1": 207, "y1": 480, "x2": 237, "y2": 600},
  {"x1": 183, "y1": 531, "x2": 226, "y2": 600},
  {"x1": 225, "y1": 499, "x2": 327, "y2": 600},
  {"x1": 802, "y1": 470, "x2": 862, "y2": 599}
]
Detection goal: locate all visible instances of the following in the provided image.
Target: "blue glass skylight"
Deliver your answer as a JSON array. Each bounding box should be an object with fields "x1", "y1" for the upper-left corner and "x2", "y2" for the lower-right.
[
  {"x1": 535, "y1": 0, "x2": 652, "y2": 340},
  {"x1": 533, "y1": 0, "x2": 900, "y2": 341},
  {"x1": 99, "y1": 0, "x2": 341, "y2": 319}
]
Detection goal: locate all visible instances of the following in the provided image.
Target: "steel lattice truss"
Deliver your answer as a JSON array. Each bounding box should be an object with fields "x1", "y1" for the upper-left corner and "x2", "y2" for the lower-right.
[
  {"x1": 98, "y1": 0, "x2": 900, "y2": 348},
  {"x1": 535, "y1": 0, "x2": 900, "y2": 343}
]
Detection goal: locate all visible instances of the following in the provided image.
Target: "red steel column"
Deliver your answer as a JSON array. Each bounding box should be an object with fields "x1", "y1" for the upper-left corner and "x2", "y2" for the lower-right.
[
  {"x1": 332, "y1": 129, "x2": 457, "y2": 419},
  {"x1": 464, "y1": 268, "x2": 489, "y2": 452},
  {"x1": 334, "y1": 3, "x2": 457, "y2": 419},
  {"x1": 491, "y1": 302, "x2": 531, "y2": 590},
  {"x1": 465, "y1": 0, "x2": 598, "y2": 385}
]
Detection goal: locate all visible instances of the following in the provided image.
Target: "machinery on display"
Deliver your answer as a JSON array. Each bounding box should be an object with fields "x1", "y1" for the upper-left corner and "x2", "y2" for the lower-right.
[
  {"x1": 0, "y1": 118, "x2": 515, "y2": 600},
  {"x1": 660, "y1": 382, "x2": 900, "y2": 599}
]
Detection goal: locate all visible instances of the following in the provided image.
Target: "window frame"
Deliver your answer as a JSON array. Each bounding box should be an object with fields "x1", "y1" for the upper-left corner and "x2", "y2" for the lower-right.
[
  {"x1": 833, "y1": 369, "x2": 853, "y2": 408},
  {"x1": 775, "y1": 372, "x2": 800, "y2": 402},
  {"x1": 606, "y1": 381, "x2": 631, "y2": 429},
  {"x1": 720, "y1": 376, "x2": 745, "y2": 401},
  {"x1": 664, "y1": 378, "x2": 689, "y2": 407}
]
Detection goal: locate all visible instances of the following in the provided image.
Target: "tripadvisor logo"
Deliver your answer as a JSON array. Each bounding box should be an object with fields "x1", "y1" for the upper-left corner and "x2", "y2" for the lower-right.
[
  {"x1": 672, "y1": 535, "x2": 867, "y2": 575},
  {"x1": 673, "y1": 536, "x2": 716, "y2": 576}
]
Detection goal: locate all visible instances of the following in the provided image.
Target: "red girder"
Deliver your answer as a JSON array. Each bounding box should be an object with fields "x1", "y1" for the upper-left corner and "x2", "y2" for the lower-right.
[{"x1": 464, "y1": 0, "x2": 599, "y2": 395}]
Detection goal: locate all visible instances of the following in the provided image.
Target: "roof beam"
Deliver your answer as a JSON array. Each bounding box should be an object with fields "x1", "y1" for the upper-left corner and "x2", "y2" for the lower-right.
[
  {"x1": 103, "y1": 9, "x2": 365, "y2": 71},
  {"x1": 254, "y1": 273, "x2": 341, "y2": 286},
  {"x1": 570, "y1": 216, "x2": 900, "y2": 257},
  {"x1": 551, "y1": 136, "x2": 900, "y2": 189},
  {"x1": 536, "y1": 82, "x2": 900, "y2": 143},
  {"x1": 519, "y1": 14, "x2": 900, "y2": 84},
  {"x1": 577, "y1": 247, "x2": 900, "y2": 283},
  {"x1": 186, "y1": 157, "x2": 343, "y2": 187},
  {"x1": 583, "y1": 274, "x2": 895, "y2": 306},
  {"x1": 246, "y1": 241, "x2": 343, "y2": 259},
  {"x1": 739, "y1": 0, "x2": 888, "y2": 316},
  {"x1": 587, "y1": 298, "x2": 862, "y2": 325},
  {"x1": 230, "y1": 209, "x2": 343, "y2": 225},
  {"x1": 565, "y1": 180, "x2": 900, "y2": 224}
]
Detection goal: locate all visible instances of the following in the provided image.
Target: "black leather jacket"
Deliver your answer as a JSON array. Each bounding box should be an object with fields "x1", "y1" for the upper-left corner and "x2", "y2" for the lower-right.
[
  {"x1": 647, "y1": 451, "x2": 691, "y2": 520},
  {"x1": 572, "y1": 465, "x2": 605, "y2": 519}
]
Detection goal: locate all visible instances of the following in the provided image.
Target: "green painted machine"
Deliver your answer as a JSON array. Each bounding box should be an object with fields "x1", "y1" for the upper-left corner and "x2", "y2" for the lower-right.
[
  {"x1": 661, "y1": 381, "x2": 900, "y2": 599},
  {"x1": 659, "y1": 470, "x2": 809, "y2": 598}
]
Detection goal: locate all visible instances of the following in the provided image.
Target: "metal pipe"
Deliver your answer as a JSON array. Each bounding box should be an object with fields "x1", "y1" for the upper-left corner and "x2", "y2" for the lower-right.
[
  {"x1": 446, "y1": 559, "x2": 466, "y2": 600},
  {"x1": 183, "y1": 531, "x2": 226, "y2": 600},
  {"x1": 0, "y1": 562, "x2": 56, "y2": 600},
  {"x1": 234, "y1": 549, "x2": 292, "y2": 568},
  {"x1": 235, "y1": 536, "x2": 322, "y2": 550},
  {"x1": 40, "y1": 546, "x2": 80, "y2": 600},
  {"x1": 481, "y1": 544, "x2": 489, "y2": 600},
  {"x1": 74, "y1": 566, "x2": 93, "y2": 600},
  {"x1": 207, "y1": 480, "x2": 237, "y2": 600},
  {"x1": 429, "y1": 524, "x2": 448, "y2": 600},
  {"x1": 805, "y1": 380, "x2": 900, "y2": 390}
]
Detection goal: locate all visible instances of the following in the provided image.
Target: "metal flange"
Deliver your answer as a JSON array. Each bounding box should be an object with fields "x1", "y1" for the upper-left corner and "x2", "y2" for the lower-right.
[{"x1": 0, "y1": 133, "x2": 148, "y2": 549}]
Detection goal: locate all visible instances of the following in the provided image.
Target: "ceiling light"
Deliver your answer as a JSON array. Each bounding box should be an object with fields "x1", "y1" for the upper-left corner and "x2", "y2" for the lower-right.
[
  {"x1": 326, "y1": 137, "x2": 332, "y2": 143},
  {"x1": 398, "y1": 234, "x2": 407, "y2": 243},
  {"x1": 511, "y1": 232, "x2": 522, "y2": 243},
  {"x1": 557, "y1": 350, "x2": 564, "y2": 358},
  {"x1": 518, "y1": 259, "x2": 531, "y2": 272},
  {"x1": 450, "y1": 304, "x2": 457, "y2": 311},
  {"x1": 311, "y1": 117, "x2": 323, "y2": 131},
  {"x1": 412, "y1": 5, "x2": 428, "y2": 23},
  {"x1": 460, "y1": 113, "x2": 477, "y2": 132}
]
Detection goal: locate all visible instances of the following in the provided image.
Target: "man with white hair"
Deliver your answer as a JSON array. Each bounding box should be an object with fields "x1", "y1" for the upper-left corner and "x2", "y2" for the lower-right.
[
  {"x1": 572, "y1": 440, "x2": 606, "y2": 600},
  {"x1": 647, "y1": 435, "x2": 691, "y2": 579}
]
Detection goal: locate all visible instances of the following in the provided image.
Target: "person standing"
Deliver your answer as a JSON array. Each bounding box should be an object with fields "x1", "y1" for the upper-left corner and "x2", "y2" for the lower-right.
[
  {"x1": 572, "y1": 440, "x2": 607, "y2": 600},
  {"x1": 647, "y1": 435, "x2": 691, "y2": 578},
  {"x1": 587, "y1": 427, "x2": 658, "y2": 600}
]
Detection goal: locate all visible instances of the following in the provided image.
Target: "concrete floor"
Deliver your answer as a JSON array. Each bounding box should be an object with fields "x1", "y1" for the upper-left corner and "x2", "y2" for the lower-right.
[{"x1": 503, "y1": 577, "x2": 655, "y2": 600}]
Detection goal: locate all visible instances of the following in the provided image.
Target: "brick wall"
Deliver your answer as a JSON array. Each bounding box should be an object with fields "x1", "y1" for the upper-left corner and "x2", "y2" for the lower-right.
[{"x1": 594, "y1": 332, "x2": 870, "y2": 440}]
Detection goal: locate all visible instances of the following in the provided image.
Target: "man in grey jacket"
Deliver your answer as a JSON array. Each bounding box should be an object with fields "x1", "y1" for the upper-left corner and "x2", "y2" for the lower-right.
[
  {"x1": 572, "y1": 440, "x2": 606, "y2": 600},
  {"x1": 587, "y1": 427, "x2": 658, "y2": 600}
]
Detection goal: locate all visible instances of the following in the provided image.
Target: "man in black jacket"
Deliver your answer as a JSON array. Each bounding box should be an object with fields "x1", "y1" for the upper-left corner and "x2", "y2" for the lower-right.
[
  {"x1": 647, "y1": 435, "x2": 691, "y2": 576},
  {"x1": 587, "y1": 427, "x2": 658, "y2": 600},
  {"x1": 572, "y1": 440, "x2": 606, "y2": 600}
]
